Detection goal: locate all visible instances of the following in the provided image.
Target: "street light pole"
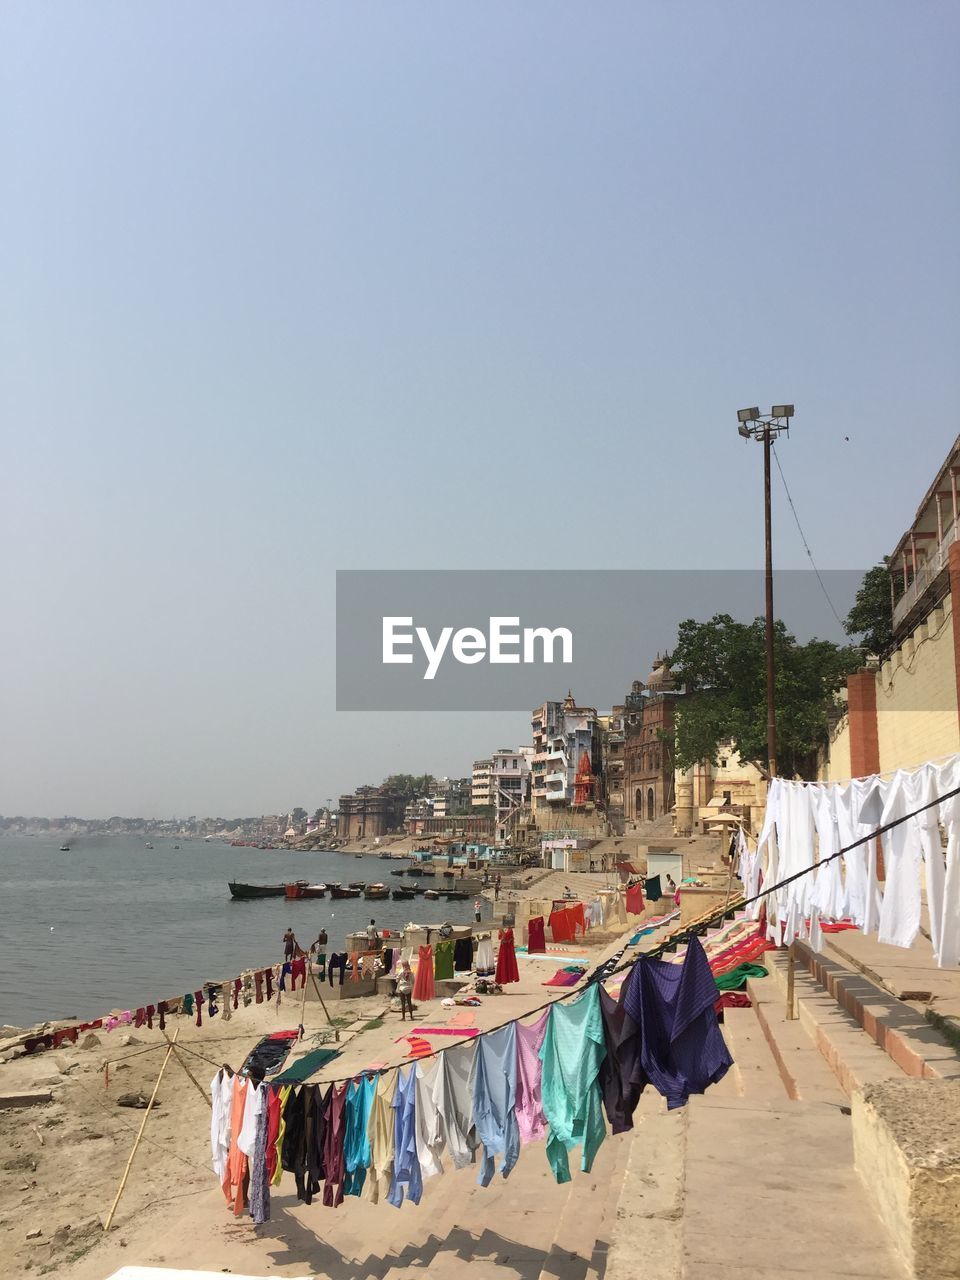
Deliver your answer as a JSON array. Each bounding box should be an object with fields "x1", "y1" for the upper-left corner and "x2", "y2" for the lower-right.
[
  {"x1": 762, "y1": 423, "x2": 777, "y2": 778},
  {"x1": 736, "y1": 405, "x2": 794, "y2": 781}
]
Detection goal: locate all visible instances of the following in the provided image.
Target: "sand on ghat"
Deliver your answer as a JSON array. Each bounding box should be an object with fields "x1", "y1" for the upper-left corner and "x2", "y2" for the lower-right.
[{"x1": 0, "y1": 911, "x2": 641, "y2": 1280}]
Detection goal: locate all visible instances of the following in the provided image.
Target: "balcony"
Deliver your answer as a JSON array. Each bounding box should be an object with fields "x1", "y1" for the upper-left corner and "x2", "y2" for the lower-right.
[
  {"x1": 544, "y1": 771, "x2": 567, "y2": 789},
  {"x1": 892, "y1": 522, "x2": 958, "y2": 636}
]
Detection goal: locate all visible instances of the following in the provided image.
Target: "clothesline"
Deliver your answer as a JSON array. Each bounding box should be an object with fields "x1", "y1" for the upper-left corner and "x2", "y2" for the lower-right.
[
  {"x1": 285, "y1": 775, "x2": 960, "y2": 1089},
  {"x1": 768, "y1": 750, "x2": 960, "y2": 788}
]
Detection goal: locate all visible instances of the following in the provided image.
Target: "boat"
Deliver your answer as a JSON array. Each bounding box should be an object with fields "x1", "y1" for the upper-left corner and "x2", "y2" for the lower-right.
[
  {"x1": 364, "y1": 883, "x2": 389, "y2": 900},
  {"x1": 173, "y1": 844, "x2": 181, "y2": 850},
  {"x1": 229, "y1": 881, "x2": 287, "y2": 900},
  {"x1": 405, "y1": 866, "x2": 424, "y2": 877},
  {"x1": 145, "y1": 842, "x2": 154, "y2": 850},
  {"x1": 379, "y1": 851, "x2": 393, "y2": 860},
  {"x1": 348, "y1": 881, "x2": 366, "y2": 890},
  {"x1": 284, "y1": 881, "x2": 327, "y2": 900},
  {"x1": 391, "y1": 887, "x2": 416, "y2": 900},
  {"x1": 423, "y1": 888, "x2": 440, "y2": 901},
  {"x1": 390, "y1": 869, "x2": 406, "y2": 878},
  {"x1": 59, "y1": 843, "x2": 70, "y2": 852},
  {"x1": 442, "y1": 890, "x2": 470, "y2": 900},
  {"x1": 329, "y1": 883, "x2": 362, "y2": 899},
  {"x1": 355, "y1": 852, "x2": 365, "y2": 859}
]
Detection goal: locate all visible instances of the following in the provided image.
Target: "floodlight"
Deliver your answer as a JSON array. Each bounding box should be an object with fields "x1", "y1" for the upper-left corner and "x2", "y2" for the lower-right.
[
  {"x1": 771, "y1": 405, "x2": 794, "y2": 419},
  {"x1": 737, "y1": 407, "x2": 760, "y2": 424},
  {"x1": 738, "y1": 424, "x2": 751, "y2": 439}
]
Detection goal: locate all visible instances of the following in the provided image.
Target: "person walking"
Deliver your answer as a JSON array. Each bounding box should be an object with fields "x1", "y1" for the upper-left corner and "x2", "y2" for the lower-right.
[
  {"x1": 283, "y1": 927, "x2": 297, "y2": 961},
  {"x1": 396, "y1": 959, "x2": 414, "y2": 1021},
  {"x1": 474, "y1": 898, "x2": 482, "y2": 923}
]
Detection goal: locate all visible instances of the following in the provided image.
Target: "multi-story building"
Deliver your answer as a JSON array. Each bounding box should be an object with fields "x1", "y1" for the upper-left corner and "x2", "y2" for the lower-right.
[
  {"x1": 490, "y1": 746, "x2": 533, "y2": 844},
  {"x1": 471, "y1": 759, "x2": 493, "y2": 808},
  {"x1": 598, "y1": 706, "x2": 625, "y2": 828},
  {"x1": 622, "y1": 657, "x2": 678, "y2": 824},
  {"x1": 337, "y1": 787, "x2": 405, "y2": 842},
  {"x1": 820, "y1": 433, "x2": 960, "y2": 786},
  {"x1": 530, "y1": 693, "x2": 601, "y2": 814}
]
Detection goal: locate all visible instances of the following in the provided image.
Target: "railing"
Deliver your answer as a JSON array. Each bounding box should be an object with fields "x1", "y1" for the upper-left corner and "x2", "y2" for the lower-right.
[{"x1": 892, "y1": 523, "x2": 958, "y2": 632}]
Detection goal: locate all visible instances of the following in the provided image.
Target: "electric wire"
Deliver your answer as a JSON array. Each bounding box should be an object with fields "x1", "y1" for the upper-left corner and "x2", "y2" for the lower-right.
[{"x1": 771, "y1": 440, "x2": 846, "y2": 629}]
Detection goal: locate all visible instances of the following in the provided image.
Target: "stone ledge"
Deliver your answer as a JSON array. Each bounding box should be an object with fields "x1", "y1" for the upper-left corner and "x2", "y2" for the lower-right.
[
  {"x1": 852, "y1": 1077, "x2": 960, "y2": 1280},
  {"x1": 0, "y1": 1090, "x2": 53, "y2": 1109}
]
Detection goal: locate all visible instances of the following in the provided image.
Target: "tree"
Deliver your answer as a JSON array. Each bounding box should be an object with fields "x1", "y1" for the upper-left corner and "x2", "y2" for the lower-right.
[
  {"x1": 670, "y1": 613, "x2": 861, "y2": 779},
  {"x1": 291, "y1": 807, "x2": 308, "y2": 826},
  {"x1": 845, "y1": 561, "x2": 896, "y2": 657},
  {"x1": 381, "y1": 774, "x2": 436, "y2": 800}
]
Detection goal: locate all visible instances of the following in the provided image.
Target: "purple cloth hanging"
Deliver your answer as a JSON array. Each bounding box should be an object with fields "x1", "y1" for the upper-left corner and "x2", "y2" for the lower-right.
[{"x1": 620, "y1": 935, "x2": 732, "y2": 1109}]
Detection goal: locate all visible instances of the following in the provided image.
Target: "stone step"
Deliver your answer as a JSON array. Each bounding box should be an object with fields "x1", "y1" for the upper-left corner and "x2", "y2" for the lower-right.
[
  {"x1": 795, "y1": 940, "x2": 960, "y2": 1083},
  {"x1": 681, "y1": 1095, "x2": 909, "y2": 1280},
  {"x1": 764, "y1": 952, "x2": 909, "y2": 1096},
  {"x1": 536, "y1": 1131, "x2": 629, "y2": 1280},
  {"x1": 745, "y1": 974, "x2": 848, "y2": 1104},
  {"x1": 714, "y1": 1006, "x2": 791, "y2": 1102}
]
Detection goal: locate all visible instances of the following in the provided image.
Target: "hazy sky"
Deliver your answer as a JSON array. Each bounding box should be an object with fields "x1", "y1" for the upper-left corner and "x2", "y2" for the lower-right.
[{"x1": 3, "y1": 3, "x2": 958, "y2": 817}]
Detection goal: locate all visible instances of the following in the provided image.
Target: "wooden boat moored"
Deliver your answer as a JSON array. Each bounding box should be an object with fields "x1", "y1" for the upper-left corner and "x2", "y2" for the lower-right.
[
  {"x1": 284, "y1": 881, "x2": 327, "y2": 900},
  {"x1": 329, "y1": 883, "x2": 362, "y2": 899},
  {"x1": 229, "y1": 881, "x2": 287, "y2": 900},
  {"x1": 364, "y1": 883, "x2": 389, "y2": 900}
]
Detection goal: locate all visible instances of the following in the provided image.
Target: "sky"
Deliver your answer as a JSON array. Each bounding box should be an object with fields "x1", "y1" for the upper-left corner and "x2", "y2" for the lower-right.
[{"x1": 2, "y1": 2, "x2": 959, "y2": 818}]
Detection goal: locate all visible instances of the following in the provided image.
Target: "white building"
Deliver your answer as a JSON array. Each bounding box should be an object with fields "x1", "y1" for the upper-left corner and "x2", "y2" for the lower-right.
[
  {"x1": 490, "y1": 746, "x2": 533, "y2": 843},
  {"x1": 471, "y1": 759, "x2": 493, "y2": 808},
  {"x1": 530, "y1": 693, "x2": 599, "y2": 813}
]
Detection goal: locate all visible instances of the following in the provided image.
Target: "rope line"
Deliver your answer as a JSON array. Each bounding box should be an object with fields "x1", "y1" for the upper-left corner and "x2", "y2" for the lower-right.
[{"x1": 282, "y1": 776, "x2": 960, "y2": 1087}]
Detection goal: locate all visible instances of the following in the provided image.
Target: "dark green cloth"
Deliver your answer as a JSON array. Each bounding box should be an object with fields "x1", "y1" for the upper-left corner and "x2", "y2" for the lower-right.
[
  {"x1": 434, "y1": 938, "x2": 455, "y2": 980},
  {"x1": 271, "y1": 1046, "x2": 340, "y2": 1084},
  {"x1": 714, "y1": 963, "x2": 768, "y2": 992}
]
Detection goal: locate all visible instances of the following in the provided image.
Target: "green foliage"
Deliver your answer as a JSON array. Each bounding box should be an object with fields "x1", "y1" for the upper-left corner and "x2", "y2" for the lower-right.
[
  {"x1": 670, "y1": 613, "x2": 861, "y2": 778},
  {"x1": 380, "y1": 773, "x2": 436, "y2": 799},
  {"x1": 845, "y1": 561, "x2": 896, "y2": 657}
]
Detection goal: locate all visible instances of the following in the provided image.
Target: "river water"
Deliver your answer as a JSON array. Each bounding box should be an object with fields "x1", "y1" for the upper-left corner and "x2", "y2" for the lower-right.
[{"x1": 0, "y1": 836, "x2": 488, "y2": 1026}]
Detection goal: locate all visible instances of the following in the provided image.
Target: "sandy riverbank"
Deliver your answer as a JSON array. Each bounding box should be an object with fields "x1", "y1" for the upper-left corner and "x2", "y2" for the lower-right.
[{"x1": 0, "y1": 902, "x2": 643, "y2": 1280}]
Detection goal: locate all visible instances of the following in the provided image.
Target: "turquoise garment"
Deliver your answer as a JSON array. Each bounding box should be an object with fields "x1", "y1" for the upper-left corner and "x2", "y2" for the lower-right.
[
  {"x1": 538, "y1": 984, "x2": 608, "y2": 1183},
  {"x1": 343, "y1": 1073, "x2": 376, "y2": 1197}
]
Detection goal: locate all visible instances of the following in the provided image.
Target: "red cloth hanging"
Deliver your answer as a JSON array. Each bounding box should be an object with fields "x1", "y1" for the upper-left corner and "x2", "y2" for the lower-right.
[
  {"x1": 495, "y1": 928, "x2": 520, "y2": 984},
  {"x1": 527, "y1": 916, "x2": 546, "y2": 953},
  {"x1": 291, "y1": 957, "x2": 306, "y2": 990},
  {"x1": 412, "y1": 945, "x2": 435, "y2": 1002},
  {"x1": 625, "y1": 883, "x2": 645, "y2": 916},
  {"x1": 549, "y1": 909, "x2": 576, "y2": 943}
]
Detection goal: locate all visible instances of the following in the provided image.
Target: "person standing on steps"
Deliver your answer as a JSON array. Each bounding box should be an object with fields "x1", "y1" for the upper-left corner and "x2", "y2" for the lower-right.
[
  {"x1": 366, "y1": 918, "x2": 380, "y2": 949},
  {"x1": 396, "y1": 959, "x2": 414, "y2": 1020}
]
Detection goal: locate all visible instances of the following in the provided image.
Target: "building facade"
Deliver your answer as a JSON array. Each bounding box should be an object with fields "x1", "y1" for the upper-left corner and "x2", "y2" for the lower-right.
[
  {"x1": 490, "y1": 746, "x2": 533, "y2": 844},
  {"x1": 622, "y1": 658, "x2": 677, "y2": 825},
  {"x1": 337, "y1": 787, "x2": 405, "y2": 842},
  {"x1": 471, "y1": 759, "x2": 493, "y2": 809},
  {"x1": 821, "y1": 434, "x2": 960, "y2": 785},
  {"x1": 598, "y1": 706, "x2": 625, "y2": 828},
  {"x1": 530, "y1": 693, "x2": 601, "y2": 814}
]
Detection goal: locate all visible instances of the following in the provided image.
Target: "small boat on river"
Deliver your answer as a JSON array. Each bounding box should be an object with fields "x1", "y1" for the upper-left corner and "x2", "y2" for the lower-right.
[
  {"x1": 391, "y1": 887, "x2": 416, "y2": 900},
  {"x1": 364, "y1": 883, "x2": 389, "y2": 900},
  {"x1": 423, "y1": 888, "x2": 440, "y2": 901},
  {"x1": 284, "y1": 881, "x2": 327, "y2": 900},
  {"x1": 329, "y1": 883, "x2": 362, "y2": 899},
  {"x1": 229, "y1": 881, "x2": 287, "y2": 900}
]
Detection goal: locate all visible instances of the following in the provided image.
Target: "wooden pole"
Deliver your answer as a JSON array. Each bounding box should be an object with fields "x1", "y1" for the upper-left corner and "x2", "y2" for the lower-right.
[
  {"x1": 103, "y1": 1028, "x2": 179, "y2": 1232},
  {"x1": 786, "y1": 944, "x2": 798, "y2": 1019},
  {"x1": 162, "y1": 1030, "x2": 211, "y2": 1108},
  {"x1": 308, "y1": 953, "x2": 334, "y2": 1026}
]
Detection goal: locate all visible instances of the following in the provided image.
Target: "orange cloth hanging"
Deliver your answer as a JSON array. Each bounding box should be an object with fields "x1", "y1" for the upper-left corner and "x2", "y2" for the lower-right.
[
  {"x1": 348, "y1": 951, "x2": 361, "y2": 983},
  {"x1": 549, "y1": 909, "x2": 576, "y2": 944},
  {"x1": 224, "y1": 1077, "x2": 249, "y2": 1215}
]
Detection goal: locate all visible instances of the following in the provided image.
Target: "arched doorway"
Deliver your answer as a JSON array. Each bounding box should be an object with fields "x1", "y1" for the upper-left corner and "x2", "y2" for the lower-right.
[
  {"x1": 635, "y1": 788, "x2": 643, "y2": 819},
  {"x1": 646, "y1": 788, "x2": 655, "y2": 821}
]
